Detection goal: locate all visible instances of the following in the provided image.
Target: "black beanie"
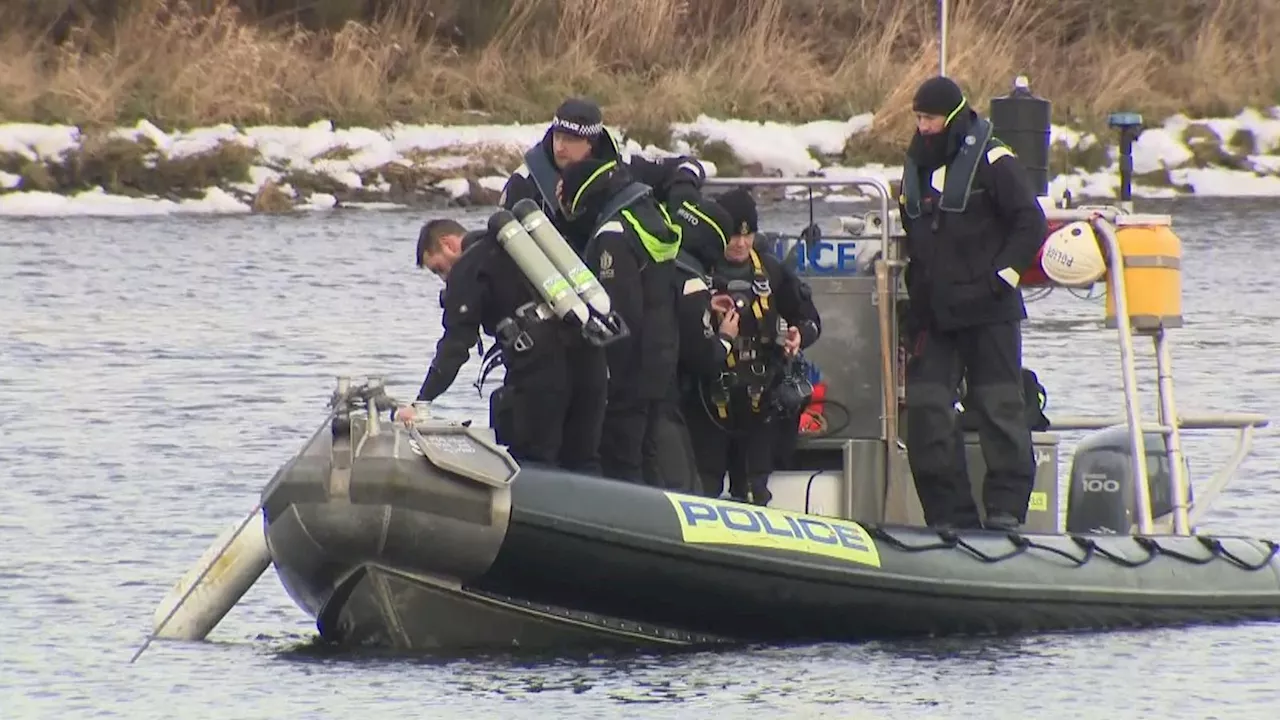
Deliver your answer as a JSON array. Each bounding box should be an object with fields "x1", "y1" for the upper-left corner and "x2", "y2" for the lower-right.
[
  {"x1": 550, "y1": 97, "x2": 604, "y2": 138},
  {"x1": 912, "y1": 76, "x2": 966, "y2": 118},
  {"x1": 714, "y1": 188, "x2": 758, "y2": 236}
]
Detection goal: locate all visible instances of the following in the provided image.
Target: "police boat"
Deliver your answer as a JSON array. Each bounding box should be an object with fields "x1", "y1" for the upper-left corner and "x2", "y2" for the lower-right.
[{"x1": 143, "y1": 81, "x2": 1280, "y2": 656}]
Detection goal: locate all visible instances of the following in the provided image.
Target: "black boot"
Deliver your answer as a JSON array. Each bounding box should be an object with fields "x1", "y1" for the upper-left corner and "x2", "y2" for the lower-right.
[
  {"x1": 984, "y1": 510, "x2": 1021, "y2": 532},
  {"x1": 749, "y1": 487, "x2": 772, "y2": 507}
]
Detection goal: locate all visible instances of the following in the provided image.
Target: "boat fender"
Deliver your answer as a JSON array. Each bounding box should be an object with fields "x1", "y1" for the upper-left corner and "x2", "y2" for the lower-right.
[{"x1": 150, "y1": 509, "x2": 272, "y2": 642}]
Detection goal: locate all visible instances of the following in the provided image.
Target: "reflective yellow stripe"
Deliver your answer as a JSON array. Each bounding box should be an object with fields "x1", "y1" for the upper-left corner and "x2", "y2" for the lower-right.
[
  {"x1": 620, "y1": 208, "x2": 680, "y2": 263},
  {"x1": 749, "y1": 249, "x2": 769, "y2": 320},
  {"x1": 657, "y1": 204, "x2": 684, "y2": 241},
  {"x1": 569, "y1": 160, "x2": 618, "y2": 216},
  {"x1": 680, "y1": 201, "x2": 726, "y2": 248}
]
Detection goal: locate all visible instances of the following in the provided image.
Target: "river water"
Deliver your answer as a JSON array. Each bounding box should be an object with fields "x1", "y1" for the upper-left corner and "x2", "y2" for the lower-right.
[{"x1": 2, "y1": 196, "x2": 1278, "y2": 719}]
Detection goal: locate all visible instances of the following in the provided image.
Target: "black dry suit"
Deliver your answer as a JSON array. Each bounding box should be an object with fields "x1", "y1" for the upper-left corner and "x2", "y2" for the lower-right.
[
  {"x1": 684, "y1": 243, "x2": 822, "y2": 504},
  {"x1": 560, "y1": 158, "x2": 688, "y2": 487},
  {"x1": 897, "y1": 75, "x2": 1049, "y2": 530},
  {"x1": 499, "y1": 99, "x2": 706, "y2": 254},
  {"x1": 417, "y1": 230, "x2": 606, "y2": 474}
]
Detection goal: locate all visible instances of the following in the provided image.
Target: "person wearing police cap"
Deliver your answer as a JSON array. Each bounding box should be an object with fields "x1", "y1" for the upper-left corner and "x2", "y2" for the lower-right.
[
  {"x1": 553, "y1": 155, "x2": 695, "y2": 488},
  {"x1": 500, "y1": 97, "x2": 709, "y2": 255},
  {"x1": 896, "y1": 75, "x2": 1049, "y2": 531},
  {"x1": 684, "y1": 188, "x2": 822, "y2": 505}
]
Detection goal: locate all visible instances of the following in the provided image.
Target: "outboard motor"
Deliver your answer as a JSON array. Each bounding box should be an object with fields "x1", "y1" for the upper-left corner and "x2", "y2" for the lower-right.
[
  {"x1": 989, "y1": 75, "x2": 1051, "y2": 199},
  {"x1": 1065, "y1": 426, "x2": 1192, "y2": 534}
]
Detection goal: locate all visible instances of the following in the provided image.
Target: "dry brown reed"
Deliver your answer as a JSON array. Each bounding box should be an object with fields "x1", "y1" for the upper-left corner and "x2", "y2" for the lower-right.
[{"x1": 2, "y1": 0, "x2": 1278, "y2": 158}]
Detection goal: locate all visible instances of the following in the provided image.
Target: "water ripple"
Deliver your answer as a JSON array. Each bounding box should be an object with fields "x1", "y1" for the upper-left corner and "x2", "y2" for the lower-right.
[{"x1": 1, "y1": 197, "x2": 1277, "y2": 719}]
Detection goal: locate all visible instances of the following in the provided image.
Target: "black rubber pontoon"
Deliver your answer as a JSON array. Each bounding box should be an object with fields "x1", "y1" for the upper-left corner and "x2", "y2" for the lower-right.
[{"x1": 261, "y1": 383, "x2": 1280, "y2": 653}]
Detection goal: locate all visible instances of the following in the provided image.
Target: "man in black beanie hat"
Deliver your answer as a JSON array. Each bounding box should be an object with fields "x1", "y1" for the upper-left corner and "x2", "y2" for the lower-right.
[
  {"x1": 896, "y1": 75, "x2": 1048, "y2": 532},
  {"x1": 499, "y1": 96, "x2": 710, "y2": 255}
]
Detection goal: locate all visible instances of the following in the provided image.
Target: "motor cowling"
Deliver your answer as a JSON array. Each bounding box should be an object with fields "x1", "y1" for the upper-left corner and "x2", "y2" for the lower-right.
[{"x1": 1065, "y1": 426, "x2": 1192, "y2": 534}]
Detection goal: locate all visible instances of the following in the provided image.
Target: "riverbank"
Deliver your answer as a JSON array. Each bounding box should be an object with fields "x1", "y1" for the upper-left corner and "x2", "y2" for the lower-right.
[
  {"x1": 1, "y1": 108, "x2": 1279, "y2": 217},
  {"x1": 4, "y1": 0, "x2": 1280, "y2": 139}
]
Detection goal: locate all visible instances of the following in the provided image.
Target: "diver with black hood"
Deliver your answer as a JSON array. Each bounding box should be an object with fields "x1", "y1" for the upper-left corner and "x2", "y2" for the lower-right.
[
  {"x1": 555, "y1": 156, "x2": 688, "y2": 487},
  {"x1": 500, "y1": 97, "x2": 707, "y2": 253},
  {"x1": 895, "y1": 75, "x2": 1048, "y2": 531}
]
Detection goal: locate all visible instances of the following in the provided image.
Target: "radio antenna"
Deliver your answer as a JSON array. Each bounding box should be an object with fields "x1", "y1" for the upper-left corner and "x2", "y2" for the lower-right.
[{"x1": 939, "y1": 0, "x2": 949, "y2": 76}]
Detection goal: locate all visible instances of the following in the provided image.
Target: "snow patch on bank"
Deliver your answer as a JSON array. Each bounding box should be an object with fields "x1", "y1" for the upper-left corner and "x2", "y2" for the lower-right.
[{"x1": 1, "y1": 108, "x2": 1279, "y2": 218}]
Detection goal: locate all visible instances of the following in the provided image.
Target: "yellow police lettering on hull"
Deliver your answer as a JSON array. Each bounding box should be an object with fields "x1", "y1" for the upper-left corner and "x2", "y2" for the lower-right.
[{"x1": 663, "y1": 492, "x2": 881, "y2": 568}]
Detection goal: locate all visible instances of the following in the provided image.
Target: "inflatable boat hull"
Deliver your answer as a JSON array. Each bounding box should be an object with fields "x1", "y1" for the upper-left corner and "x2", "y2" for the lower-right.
[{"x1": 261, "y1": 417, "x2": 1280, "y2": 652}]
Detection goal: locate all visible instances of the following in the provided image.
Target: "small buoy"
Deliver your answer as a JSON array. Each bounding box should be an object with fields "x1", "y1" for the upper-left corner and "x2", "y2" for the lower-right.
[
  {"x1": 151, "y1": 509, "x2": 271, "y2": 642},
  {"x1": 1041, "y1": 220, "x2": 1107, "y2": 287}
]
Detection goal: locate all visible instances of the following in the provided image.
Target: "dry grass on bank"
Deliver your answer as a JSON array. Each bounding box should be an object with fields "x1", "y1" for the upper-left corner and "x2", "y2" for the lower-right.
[{"x1": 1, "y1": 0, "x2": 1279, "y2": 161}]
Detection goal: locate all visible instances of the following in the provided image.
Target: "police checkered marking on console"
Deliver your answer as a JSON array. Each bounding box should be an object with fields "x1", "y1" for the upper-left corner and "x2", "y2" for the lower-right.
[{"x1": 664, "y1": 492, "x2": 882, "y2": 568}]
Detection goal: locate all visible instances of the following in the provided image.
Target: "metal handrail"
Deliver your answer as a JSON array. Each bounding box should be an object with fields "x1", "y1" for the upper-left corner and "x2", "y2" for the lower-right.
[
  {"x1": 703, "y1": 175, "x2": 897, "y2": 260},
  {"x1": 696, "y1": 177, "x2": 1270, "y2": 534},
  {"x1": 1050, "y1": 414, "x2": 1269, "y2": 431}
]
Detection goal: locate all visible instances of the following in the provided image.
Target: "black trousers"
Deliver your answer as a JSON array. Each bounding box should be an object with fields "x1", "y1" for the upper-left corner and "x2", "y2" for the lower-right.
[
  {"x1": 640, "y1": 387, "x2": 700, "y2": 492},
  {"x1": 599, "y1": 395, "x2": 655, "y2": 483},
  {"x1": 904, "y1": 320, "x2": 1035, "y2": 527},
  {"x1": 684, "y1": 385, "x2": 776, "y2": 505},
  {"x1": 501, "y1": 342, "x2": 608, "y2": 473}
]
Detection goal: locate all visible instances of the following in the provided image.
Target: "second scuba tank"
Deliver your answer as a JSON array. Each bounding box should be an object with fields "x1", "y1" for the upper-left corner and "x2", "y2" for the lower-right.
[
  {"x1": 511, "y1": 198, "x2": 613, "y2": 318},
  {"x1": 488, "y1": 210, "x2": 591, "y2": 326}
]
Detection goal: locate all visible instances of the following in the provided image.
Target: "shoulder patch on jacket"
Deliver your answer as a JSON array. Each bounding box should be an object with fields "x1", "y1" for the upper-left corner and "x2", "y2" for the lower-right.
[
  {"x1": 512, "y1": 164, "x2": 530, "y2": 178},
  {"x1": 683, "y1": 276, "x2": 708, "y2": 295},
  {"x1": 986, "y1": 146, "x2": 1015, "y2": 164},
  {"x1": 595, "y1": 220, "x2": 625, "y2": 236}
]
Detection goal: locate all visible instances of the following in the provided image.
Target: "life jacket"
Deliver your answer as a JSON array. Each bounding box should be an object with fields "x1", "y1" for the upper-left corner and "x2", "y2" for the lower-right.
[
  {"x1": 584, "y1": 183, "x2": 683, "y2": 268},
  {"x1": 901, "y1": 116, "x2": 1003, "y2": 220}
]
